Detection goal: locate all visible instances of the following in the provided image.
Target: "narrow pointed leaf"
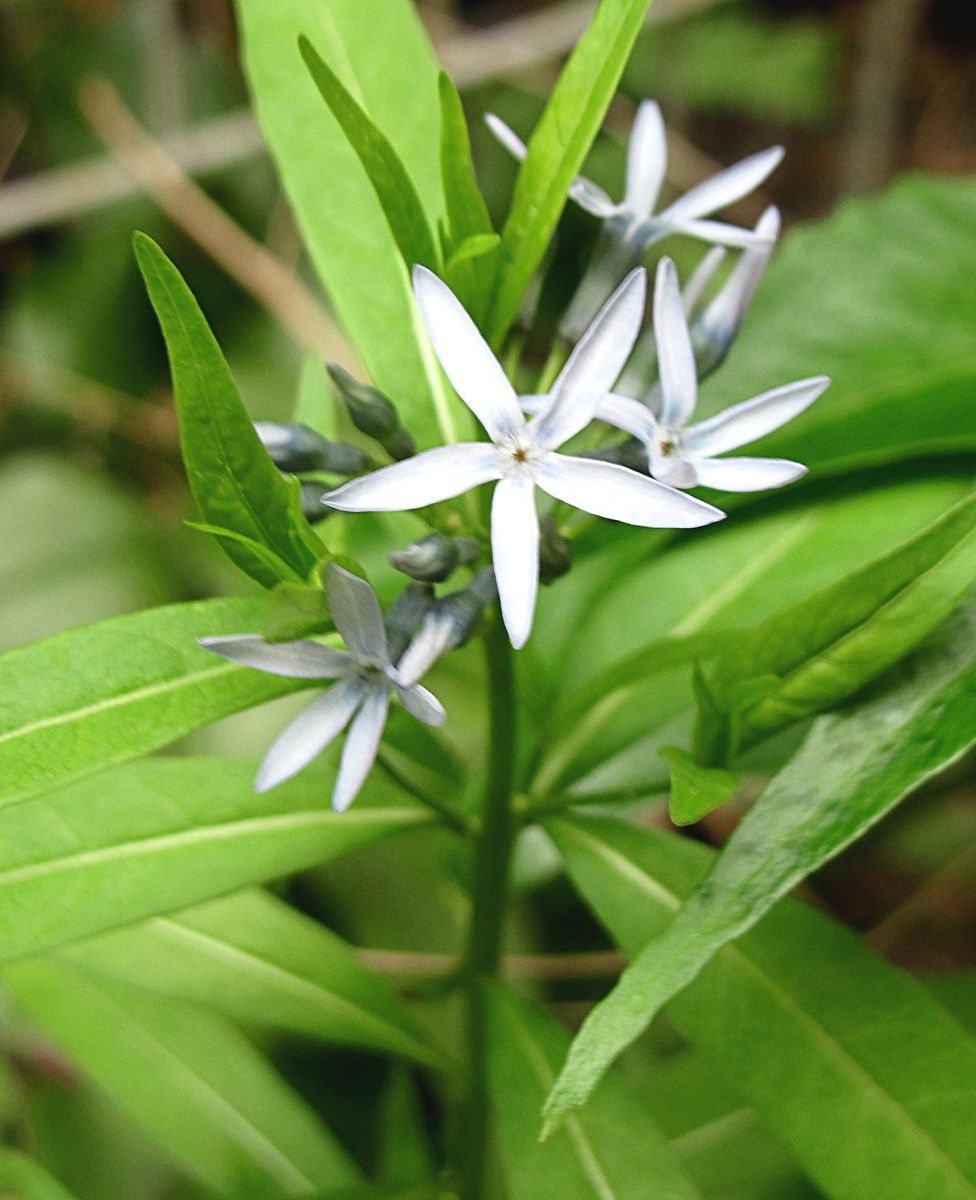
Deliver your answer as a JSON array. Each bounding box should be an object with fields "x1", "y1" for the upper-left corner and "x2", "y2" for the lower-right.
[
  {"x1": 659, "y1": 746, "x2": 737, "y2": 825},
  {"x1": 62, "y1": 888, "x2": 442, "y2": 1066},
  {"x1": 549, "y1": 815, "x2": 976, "y2": 1200},
  {"x1": 544, "y1": 604, "x2": 976, "y2": 1129},
  {"x1": 135, "y1": 233, "x2": 325, "y2": 586},
  {"x1": 0, "y1": 756, "x2": 428, "y2": 963},
  {"x1": 5, "y1": 960, "x2": 359, "y2": 1198},
  {"x1": 0, "y1": 597, "x2": 311, "y2": 808}
]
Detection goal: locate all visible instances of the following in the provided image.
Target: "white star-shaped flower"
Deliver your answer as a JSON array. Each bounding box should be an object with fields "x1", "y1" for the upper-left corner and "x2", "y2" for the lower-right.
[
  {"x1": 486, "y1": 101, "x2": 783, "y2": 255},
  {"x1": 595, "y1": 258, "x2": 830, "y2": 492},
  {"x1": 325, "y1": 266, "x2": 723, "y2": 650},
  {"x1": 198, "y1": 564, "x2": 445, "y2": 811}
]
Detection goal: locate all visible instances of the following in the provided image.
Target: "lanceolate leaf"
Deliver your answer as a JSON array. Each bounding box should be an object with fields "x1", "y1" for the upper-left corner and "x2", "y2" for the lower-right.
[
  {"x1": 299, "y1": 37, "x2": 440, "y2": 273},
  {"x1": 0, "y1": 597, "x2": 311, "y2": 808},
  {"x1": 486, "y1": 0, "x2": 654, "y2": 343},
  {"x1": 548, "y1": 816, "x2": 976, "y2": 1200},
  {"x1": 5, "y1": 960, "x2": 359, "y2": 1198},
  {"x1": 487, "y1": 986, "x2": 700, "y2": 1200},
  {"x1": 698, "y1": 490, "x2": 976, "y2": 759},
  {"x1": 63, "y1": 888, "x2": 441, "y2": 1066},
  {"x1": 135, "y1": 234, "x2": 325, "y2": 586},
  {"x1": 544, "y1": 603, "x2": 976, "y2": 1130},
  {"x1": 0, "y1": 756, "x2": 428, "y2": 964}
]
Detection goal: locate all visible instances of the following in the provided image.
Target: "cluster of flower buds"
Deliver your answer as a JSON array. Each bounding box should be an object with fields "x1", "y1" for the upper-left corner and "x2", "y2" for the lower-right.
[
  {"x1": 397, "y1": 568, "x2": 497, "y2": 685},
  {"x1": 327, "y1": 364, "x2": 416, "y2": 462},
  {"x1": 390, "y1": 533, "x2": 481, "y2": 583},
  {"x1": 254, "y1": 421, "x2": 374, "y2": 525}
]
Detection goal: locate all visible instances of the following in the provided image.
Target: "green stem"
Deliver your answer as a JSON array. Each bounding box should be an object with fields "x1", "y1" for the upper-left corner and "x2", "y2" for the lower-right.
[
  {"x1": 535, "y1": 337, "x2": 570, "y2": 394},
  {"x1": 456, "y1": 613, "x2": 517, "y2": 1198}
]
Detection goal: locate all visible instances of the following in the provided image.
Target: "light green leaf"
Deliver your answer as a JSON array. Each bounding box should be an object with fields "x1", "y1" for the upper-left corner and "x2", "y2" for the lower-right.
[
  {"x1": 293, "y1": 352, "x2": 336, "y2": 438},
  {"x1": 699, "y1": 490, "x2": 976, "y2": 759},
  {"x1": 548, "y1": 816, "x2": 976, "y2": 1199},
  {"x1": 0, "y1": 1150, "x2": 79, "y2": 1200},
  {"x1": 263, "y1": 580, "x2": 333, "y2": 642},
  {"x1": 235, "y1": 0, "x2": 455, "y2": 447},
  {"x1": 376, "y1": 1067, "x2": 437, "y2": 1189},
  {"x1": 487, "y1": 985, "x2": 700, "y2": 1200},
  {"x1": 63, "y1": 887, "x2": 441, "y2": 1066},
  {"x1": 486, "y1": 0, "x2": 653, "y2": 342},
  {"x1": 299, "y1": 37, "x2": 439, "y2": 273},
  {"x1": 6, "y1": 959, "x2": 359, "y2": 1198},
  {"x1": 135, "y1": 233, "x2": 325, "y2": 586},
  {"x1": 544, "y1": 604, "x2": 976, "y2": 1129},
  {"x1": 659, "y1": 746, "x2": 737, "y2": 826},
  {"x1": 0, "y1": 756, "x2": 427, "y2": 964},
  {"x1": 0, "y1": 596, "x2": 309, "y2": 807},
  {"x1": 711, "y1": 176, "x2": 976, "y2": 475}
]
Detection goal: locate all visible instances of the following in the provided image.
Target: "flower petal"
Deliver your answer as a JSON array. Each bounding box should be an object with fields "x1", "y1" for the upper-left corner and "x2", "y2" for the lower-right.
[
  {"x1": 484, "y1": 112, "x2": 528, "y2": 161},
  {"x1": 692, "y1": 456, "x2": 807, "y2": 492},
  {"x1": 325, "y1": 444, "x2": 503, "y2": 512},
  {"x1": 663, "y1": 216, "x2": 775, "y2": 250},
  {"x1": 681, "y1": 245, "x2": 727, "y2": 315},
  {"x1": 413, "y1": 266, "x2": 523, "y2": 441},
  {"x1": 396, "y1": 682, "x2": 446, "y2": 726},
  {"x1": 687, "y1": 376, "x2": 830, "y2": 457},
  {"x1": 659, "y1": 146, "x2": 784, "y2": 222},
  {"x1": 332, "y1": 686, "x2": 390, "y2": 812},
  {"x1": 623, "y1": 100, "x2": 667, "y2": 217},
  {"x1": 531, "y1": 267, "x2": 646, "y2": 450},
  {"x1": 325, "y1": 563, "x2": 388, "y2": 664},
  {"x1": 197, "y1": 635, "x2": 351, "y2": 679},
  {"x1": 654, "y1": 258, "x2": 697, "y2": 428},
  {"x1": 536, "y1": 454, "x2": 724, "y2": 528},
  {"x1": 491, "y1": 475, "x2": 539, "y2": 650},
  {"x1": 596, "y1": 393, "x2": 657, "y2": 443},
  {"x1": 255, "y1": 678, "x2": 364, "y2": 793}
]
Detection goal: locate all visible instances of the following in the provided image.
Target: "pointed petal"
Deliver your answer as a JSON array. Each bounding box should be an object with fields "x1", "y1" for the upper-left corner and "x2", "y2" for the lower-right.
[
  {"x1": 654, "y1": 258, "x2": 697, "y2": 428},
  {"x1": 692, "y1": 456, "x2": 807, "y2": 492},
  {"x1": 596, "y1": 393, "x2": 657, "y2": 443},
  {"x1": 396, "y1": 682, "x2": 446, "y2": 726},
  {"x1": 663, "y1": 216, "x2": 775, "y2": 250},
  {"x1": 687, "y1": 376, "x2": 830, "y2": 457},
  {"x1": 536, "y1": 454, "x2": 724, "y2": 528},
  {"x1": 198, "y1": 635, "x2": 351, "y2": 679},
  {"x1": 325, "y1": 563, "x2": 388, "y2": 663},
  {"x1": 567, "y1": 177, "x2": 618, "y2": 218},
  {"x1": 623, "y1": 100, "x2": 667, "y2": 216},
  {"x1": 325, "y1": 444, "x2": 503, "y2": 512},
  {"x1": 484, "y1": 112, "x2": 528, "y2": 162},
  {"x1": 681, "y1": 246, "x2": 727, "y2": 315},
  {"x1": 659, "y1": 146, "x2": 784, "y2": 222},
  {"x1": 491, "y1": 475, "x2": 539, "y2": 650},
  {"x1": 531, "y1": 267, "x2": 647, "y2": 450},
  {"x1": 413, "y1": 266, "x2": 523, "y2": 441},
  {"x1": 332, "y1": 686, "x2": 390, "y2": 812},
  {"x1": 255, "y1": 679, "x2": 364, "y2": 793}
]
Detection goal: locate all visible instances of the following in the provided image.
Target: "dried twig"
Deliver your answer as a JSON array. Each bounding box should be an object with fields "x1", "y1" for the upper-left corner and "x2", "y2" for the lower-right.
[
  {"x1": 357, "y1": 947, "x2": 625, "y2": 980},
  {"x1": 77, "y1": 77, "x2": 355, "y2": 366}
]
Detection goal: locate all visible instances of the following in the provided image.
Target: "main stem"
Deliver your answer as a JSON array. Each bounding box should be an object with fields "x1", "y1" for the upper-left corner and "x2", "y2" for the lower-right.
[{"x1": 457, "y1": 612, "x2": 517, "y2": 1198}]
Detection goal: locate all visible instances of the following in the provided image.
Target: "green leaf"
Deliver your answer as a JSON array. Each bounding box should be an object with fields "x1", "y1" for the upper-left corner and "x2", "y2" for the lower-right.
[
  {"x1": 5, "y1": 959, "x2": 360, "y2": 1198},
  {"x1": 293, "y1": 352, "x2": 337, "y2": 438},
  {"x1": 548, "y1": 816, "x2": 976, "y2": 1199},
  {"x1": 0, "y1": 1150, "x2": 79, "y2": 1200},
  {"x1": 376, "y1": 1067, "x2": 437, "y2": 1190},
  {"x1": 185, "y1": 521, "x2": 305, "y2": 584},
  {"x1": 0, "y1": 756, "x2": 427, "y2": 964},
  {"x1": 62, "y1": 888, "x2": 441, "y2": 1066},
  {"x1": 0, "y1": 596, "x2": 309, "y2": 807},
  {"x1": 487, "y1": 985, "x2": 700, "y2": 1200},
  {"x1": 235, "y1": 0, "x2": 456, "y2": 447},
  {"x1": 134, "y1": 234, "x2": 325, "y2": 586},
  {"x1": 710, "y1": 176, "x2": 976, "y2": 475},
  {"x1": 263, "y1": 580, "x2": 333, "y2": 642},
  {"x1": 659, "y1": 746, "x2": 737, "y2": 826},
  {"x1": 699, "y1": 490, "x2": 976, "y2": 758},
  {"x1": 543, "y1": 603, "x2": 976, "y2": 1130},
  {"x1": 486, "y1": 0, "x2": 653, "y2": 342},
  {"x1": 299, "y1": 37, "x2": 439, "y2": 273}
]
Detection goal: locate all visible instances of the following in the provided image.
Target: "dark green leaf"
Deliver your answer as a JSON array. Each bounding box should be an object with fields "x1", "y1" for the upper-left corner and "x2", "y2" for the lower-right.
[
  {"x1": 135, "y1": 233, "x2": 325, "y2": 586},
  {"x1": 544, "y1": 603, "x2": 976, "y2": 1130}
]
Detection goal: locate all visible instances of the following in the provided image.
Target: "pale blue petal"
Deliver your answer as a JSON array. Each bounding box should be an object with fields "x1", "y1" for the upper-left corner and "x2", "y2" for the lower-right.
[
  {"x1": 198, "y1": 635, "x2": 351, "y2": 679},
  {"x1": 692, "y1": 456, "x2": 807, "y2": 492},
  {"x1": 325, "y1": 444, "x2": 503, "y2": 512},
  {"x1": 332, "y1": 686, "x2": 390, "y2": 812},
  {"x1": 325, "y1": 563, "x2": 387, "y2": 664},
  {"x1": 255, "y1": 678, "x2": 364, "y2": 793},
  {"x1": 491, "y1": 475, "x2": 539, "y2": 650},
  {"x1": 654, "y1": 258, "x2": 697, "y2": 428},
  {"x1": 687, "y1": 376, "x2": 829, "y2": 457}
]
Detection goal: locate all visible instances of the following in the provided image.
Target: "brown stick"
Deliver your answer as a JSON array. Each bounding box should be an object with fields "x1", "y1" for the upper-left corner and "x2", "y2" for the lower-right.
[{"x1": 356, "y1": 947, "x2": 626, "y2": 980}]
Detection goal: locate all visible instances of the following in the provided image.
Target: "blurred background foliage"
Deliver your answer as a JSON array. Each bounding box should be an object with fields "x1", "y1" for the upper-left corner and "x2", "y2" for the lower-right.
[{"x1": 1, "y1": 2, "x2": 975, "y2": 1195}]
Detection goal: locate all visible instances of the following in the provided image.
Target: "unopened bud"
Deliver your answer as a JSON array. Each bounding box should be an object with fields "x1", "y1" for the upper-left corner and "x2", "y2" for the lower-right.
[
  {"x1": 298, "y1": 481, "x2": 333, "y2": 524},
  {"x1": 396, "y1": 568, "x2": 496, "y2": 684},
  {"x1": 389, "y1": 534, "x2": 480, "y2": 583},
  {"x1": 538, "y1": 515, "x2": 572, "y2": 584},
  {"x1": 385, "y1": 582, "x2": 435, "y2": 662},
  {"x1": 327, "y1": 365, "x2": 415, "y2": 461},
  {"x1": 255, "y1": 422, "x2": 371, "y2": 475}
]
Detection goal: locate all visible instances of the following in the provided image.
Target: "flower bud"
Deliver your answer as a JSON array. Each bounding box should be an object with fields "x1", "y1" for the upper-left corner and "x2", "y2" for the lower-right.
[
  {"x1": 389, "y1": 534, "x2": 480, "y2": 583},
  {"x1": 327, "y1": 365, "x2": 416, "y2": 461},
  {"x1": 298, "y1": 482, "x2": 334, "y2": 524},
  {"x1": 254, "y1": 422, "x2": 371, "y2": 475},
  {"x1": 384, "y1": 582, "x2": 435, "y2": 662},
  {"x1": 396, "y1": 568, "x2": 496, "y2": 684},
  {"x1": 538, "y1": 515, "x2": 573, "y2": 584}
]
